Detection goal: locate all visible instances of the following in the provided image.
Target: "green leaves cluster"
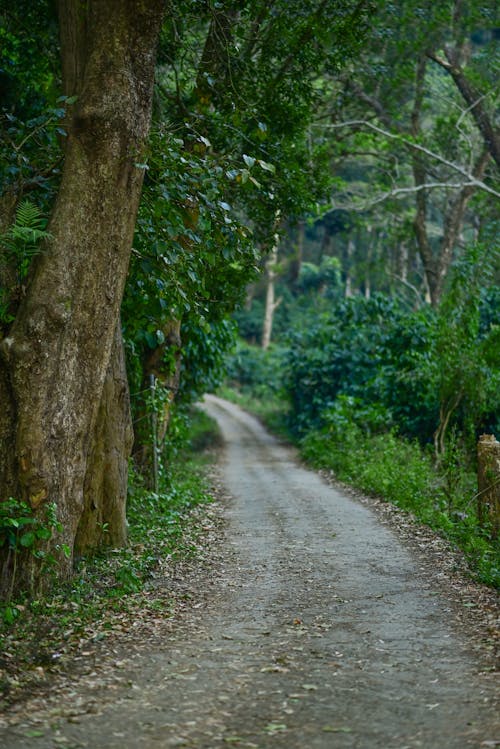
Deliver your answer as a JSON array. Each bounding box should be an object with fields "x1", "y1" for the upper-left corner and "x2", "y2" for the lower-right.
[{"x1": 0, "y1": 497, "x2": 66, "y2": 621}]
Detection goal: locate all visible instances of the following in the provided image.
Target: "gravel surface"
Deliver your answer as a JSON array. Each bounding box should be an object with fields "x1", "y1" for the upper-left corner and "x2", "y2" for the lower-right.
[{"x1": 0, "y1": 395, "x2": 498, "y2": 748}]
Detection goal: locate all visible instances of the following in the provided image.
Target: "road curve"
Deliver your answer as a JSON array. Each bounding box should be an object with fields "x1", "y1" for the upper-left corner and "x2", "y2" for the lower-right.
[
  {"x1": 196, "y1": 395, "x2": 499, "y2": 748},
  {"x1": 2, "y1": 395, "x2": 498, "y2": 748}
]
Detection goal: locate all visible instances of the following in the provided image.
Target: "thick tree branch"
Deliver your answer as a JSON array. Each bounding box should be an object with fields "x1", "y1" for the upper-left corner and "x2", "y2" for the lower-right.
[{"x1": 429, "y1": 46, "x2": 500, "y2": 169}]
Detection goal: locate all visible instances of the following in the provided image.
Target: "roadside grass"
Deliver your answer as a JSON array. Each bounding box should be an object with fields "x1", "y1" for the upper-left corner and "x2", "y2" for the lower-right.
[
  {"x1": 0, "y1": 407, "x2": 219, "y2": 706},
  {"x1": 216, "y1": 385, "x2": 290, "y2": 439},
  {"x1": 220, "y1": 386, "x2": 500, "y2": 589}
]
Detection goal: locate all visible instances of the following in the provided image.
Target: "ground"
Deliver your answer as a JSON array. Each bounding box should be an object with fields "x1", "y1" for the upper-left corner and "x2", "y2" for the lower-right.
[{"x1": 0, "y1": 396, "x2": 498, "y2": 748}]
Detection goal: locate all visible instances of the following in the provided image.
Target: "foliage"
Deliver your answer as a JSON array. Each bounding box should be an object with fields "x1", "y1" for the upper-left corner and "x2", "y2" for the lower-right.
[
  {"x1": 0, "y1": 199, "x2": 52, "y2": 330},
  {"x1": 0, "y1": 105, "x2": 65, "y2": 198},
  {"x1": 0, "y1": 1, "x2": 59, "y2": 115},
  {"x1": 432, "y1": 244, "x2": 500, "y2": 455},
  {"x1": 0, "y1": 498, "x2": 66, "y2": 621},
  {"x1": 123, "y1": 125, "x2": 259, "y2": 406},
  {"x1": 0, "y1": 408, "x2": 220, "y2": 701},
  {"x1": 224, "y1": 339, "x2": 289, "y2": 398},
  {"x1": 1, "y1": 199, "x2": 51, "y2": 275},
  {"x1": 299, "y1": 419, "x2": 499, "y2": 588},
  {"x1": 283, "y1": 293, "x2": 439, "y2": 441}
]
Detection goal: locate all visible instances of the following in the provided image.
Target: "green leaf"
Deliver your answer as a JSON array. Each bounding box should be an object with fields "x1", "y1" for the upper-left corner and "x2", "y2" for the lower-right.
[
  {"x1": 35, "y1": 527, "x2": 52, "y2": 541},
  {"x1": 3, "y1": 605, "x2": 20, "y2": 624},
  {"x1": 19, "y1": 531, "x2": 36, "y2": 547},
  {"x1": 257, "y1": 159, "x2": 275, "y2": 173},
  {"x1": 243, "y1": 154, "x2": 256, "y2": 168}
]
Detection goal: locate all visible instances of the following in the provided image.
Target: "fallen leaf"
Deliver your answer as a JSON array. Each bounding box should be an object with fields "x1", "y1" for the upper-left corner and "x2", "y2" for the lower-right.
[
  {"x1": 264, "y1": 723, "x2": 287, "y2": 734},
  {"x1": 322, "y1": 726, "x2": 352, "y2": 733}
]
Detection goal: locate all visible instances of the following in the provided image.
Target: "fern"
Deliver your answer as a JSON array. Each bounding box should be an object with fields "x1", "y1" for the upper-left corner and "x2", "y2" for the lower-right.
[{"x1": 1, "y1": 200, "x2": 52, "y2": 285}]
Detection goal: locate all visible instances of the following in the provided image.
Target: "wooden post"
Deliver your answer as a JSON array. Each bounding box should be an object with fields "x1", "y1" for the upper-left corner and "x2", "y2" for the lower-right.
[{"x1": 477, "y1": 434, "x2": 500, "y2": 539}]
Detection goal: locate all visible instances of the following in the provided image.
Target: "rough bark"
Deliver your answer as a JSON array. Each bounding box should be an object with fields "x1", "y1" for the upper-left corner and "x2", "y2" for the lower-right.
[
  {"x1": 75, "y1": 321, "x2": 133, "y2": 554},
  {"x1": 0, "y1": 0, "x2": 164, "y2": 594},
  {"x1": 477, "y1": 434, "x2": 500, "y2": 539}
]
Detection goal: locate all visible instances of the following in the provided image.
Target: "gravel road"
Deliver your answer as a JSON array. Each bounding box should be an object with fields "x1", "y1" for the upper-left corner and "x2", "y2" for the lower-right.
[{"x1": 2, "y1": 395, "x2": 498, "y2": 748}]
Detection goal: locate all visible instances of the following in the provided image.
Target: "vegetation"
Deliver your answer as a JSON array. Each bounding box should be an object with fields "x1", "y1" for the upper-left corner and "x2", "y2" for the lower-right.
[
  {"x1": 225, "y1": 266, "x2": 500, "y2": 587},
  {"x1": 0, "y1": 0, "x2": 499, "y2": 615},
  {"x1": 0, "y1": 407, "x2": 218, "y2": 702}
]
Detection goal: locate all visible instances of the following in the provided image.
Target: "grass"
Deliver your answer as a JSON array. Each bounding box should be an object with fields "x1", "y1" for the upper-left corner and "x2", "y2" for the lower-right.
[
  {"x1": 0, "y1": 407, "x2": 220, "y2": 706},
  {"x1": 216, "y1": 384, "x2": 290, "y2": 438}
]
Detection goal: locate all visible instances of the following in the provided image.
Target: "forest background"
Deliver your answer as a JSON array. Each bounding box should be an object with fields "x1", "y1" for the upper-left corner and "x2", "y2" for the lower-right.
[{"x1": 0, "y1": 0, "x2": 499, "y2": 631}]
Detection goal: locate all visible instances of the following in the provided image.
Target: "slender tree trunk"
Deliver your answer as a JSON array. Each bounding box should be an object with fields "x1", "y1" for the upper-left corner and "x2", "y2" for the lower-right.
[
  {"x1": 133, "y1": 319, "x2": 182, "y2": 483},
  {"x1": 0, "y1": 0, "x2": 164, "y2": 594},
  {"x1": 289, "y1": 219, "x2": 305, "y2": 284},
  {"x1": 344, "y1": 238, "x2": 355, "y2": 297},
  {"x1": 262, "y1": 243, "x2": 279, "y2": 351},
  {"x1": 318, "y1": 222, "x2": 332, "y2": 263}
]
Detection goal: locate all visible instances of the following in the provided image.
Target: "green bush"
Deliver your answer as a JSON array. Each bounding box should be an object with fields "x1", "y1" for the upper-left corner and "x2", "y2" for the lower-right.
[
  {"x1": 224, "y1": 339, "x2": 289, "y2": 398},
  {"x1": 300, "y1": 419, "x2": 499, "y2": 588}
]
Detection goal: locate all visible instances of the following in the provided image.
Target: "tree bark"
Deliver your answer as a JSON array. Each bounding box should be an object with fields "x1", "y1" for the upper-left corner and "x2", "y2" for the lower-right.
[
  {"x1": 0, "y1": 0, "x2": 164, "y2": 594},
  {"x1": 262, "y1": 243, "x2": 278, "y2": 351},
  {"x1": 75, "y1": 320, "x2": 133, "y2": 554}
]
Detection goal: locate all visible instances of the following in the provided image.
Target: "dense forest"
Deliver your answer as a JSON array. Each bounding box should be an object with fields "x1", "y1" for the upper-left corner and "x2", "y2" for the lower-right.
[{"x1": 0, "y1": 0, "x2": 499, "y2": 622}]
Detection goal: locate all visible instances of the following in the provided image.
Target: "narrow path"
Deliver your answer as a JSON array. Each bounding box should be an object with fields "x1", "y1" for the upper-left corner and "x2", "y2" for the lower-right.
[{"x1": 2, "y1": 396, "x2": 498, "y2": 748}]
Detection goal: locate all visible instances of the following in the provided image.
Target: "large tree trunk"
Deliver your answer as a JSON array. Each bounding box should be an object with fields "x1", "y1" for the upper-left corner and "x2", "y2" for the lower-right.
[
  {"x1": 75, "y1": 320, "x2": 133, "y2": 554},
  {"x1": 0, "y1": 0, "x2": 164, "y2": 595}
]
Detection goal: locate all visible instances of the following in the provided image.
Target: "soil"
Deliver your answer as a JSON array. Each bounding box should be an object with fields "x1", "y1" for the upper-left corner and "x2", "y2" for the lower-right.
[{"x1": 0, "y1": 395, "x2": 498, "y2": 748}]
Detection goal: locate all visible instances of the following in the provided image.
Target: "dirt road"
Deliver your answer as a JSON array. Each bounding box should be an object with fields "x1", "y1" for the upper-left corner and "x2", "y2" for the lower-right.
[{"x1": 1, "y1": 395, "x2": 498, "y2": 748}]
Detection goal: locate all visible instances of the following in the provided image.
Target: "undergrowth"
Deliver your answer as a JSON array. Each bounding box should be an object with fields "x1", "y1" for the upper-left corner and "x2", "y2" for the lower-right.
[{"x1": 0, "y1": 407, "x2": 219, "y2": 704}]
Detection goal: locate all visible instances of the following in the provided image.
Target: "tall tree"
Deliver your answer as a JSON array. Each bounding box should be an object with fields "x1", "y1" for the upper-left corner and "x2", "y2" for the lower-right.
[
  {"x1": 0, "y1": 0, "x2": 165, "y2": 593},
  {"x1": 315, "y1": 0, "x2": 499, "y2": 305}
]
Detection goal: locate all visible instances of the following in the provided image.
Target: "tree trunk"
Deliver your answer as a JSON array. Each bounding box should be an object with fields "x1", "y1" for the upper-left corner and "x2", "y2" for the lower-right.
[
  {"x1": 133, "y1": 319, "x2": 182, "y2": 483},
  {"x1": 75, "y1": 320, "x2": 133, "y2": 554},
  {"x1": 262, "y1": 241, "x2": 280, "y2": 351},
  {"x1": 344, "y1": 238, "x2": 355, "y2": 297},
  {"x1": 289, "y1": 219, "x2": 305, "y2": 284},
  {"x1": 477, "y1": 434, "x2": 500, "y2": 540},
  {"x1": 262, "y1": 248, "x2": 276, "y2": 351},
  {"x1": 0, "y1": 0, "x2": 164, "y2": 595}
]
